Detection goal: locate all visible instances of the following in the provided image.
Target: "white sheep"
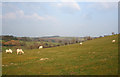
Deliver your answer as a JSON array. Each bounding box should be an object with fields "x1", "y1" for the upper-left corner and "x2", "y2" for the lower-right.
[
  {"x1": 9, "y1": 49, "x2": 12, "y2": 53},
  {"x1": 17, "y1": 49, "x2": 19, "y2": 54},
  {"x1": 80, "y1": 42, "x2": 82, "y2": 45},
  {"x1": 112, "y1": 40, "x2": 116, "y2": 43},
  {"x1": 39, "y1": 46, "x2": 43, "y2": 49},
  {"x1": 6, "y1": 49, "x2": 9, "y2": 53},
  {"x1": 40, "y1": 58, "x2": 49, "y2": 61},
  {"x1": 6, "y1": 49, "x2": 12, "y2": 53},
  {"x1": 17, "y1": 49, "x2": 24, "y2": 55},
  {"x1": 19, "y1": 49, "x2": 24, "y2": 54}
]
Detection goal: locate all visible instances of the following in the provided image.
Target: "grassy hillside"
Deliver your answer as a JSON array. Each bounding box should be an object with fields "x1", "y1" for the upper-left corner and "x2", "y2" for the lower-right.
[{"x1": 2, "y1": 35, "x2": 118, "y2": 75}]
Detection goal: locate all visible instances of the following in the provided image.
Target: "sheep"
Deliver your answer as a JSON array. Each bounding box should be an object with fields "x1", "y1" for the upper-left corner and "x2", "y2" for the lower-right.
[
  {"x1": 9, "y1": 49, "x2": 12, "y2": 53},
  {"x1": 112, "y1": 40, "x2": 116, "y2": 43},
  {"x1": 19, "y1": 49, "x2": 24, "y2": 54},
  {"x1": 80, "y1": 42, "x2": 82, "y2": 45},
  {"x1": 6, "y1": 49, "x2": 12, "y2": 53},
  {"x1": 39, "y1": 46, "x2": 43, "y2": 49},
  {"x1": 17, "y1": 49, "x2": 19, "y2": 54},
  {"x1": 17, "y1": 49, "x2": 24, "y2": 55},
  {"x1": 40, "y1": 58, "x2": 49, "y2": 61},
  {"x1": 6, "y1": 49, "x2": 9, "y2": 53}
]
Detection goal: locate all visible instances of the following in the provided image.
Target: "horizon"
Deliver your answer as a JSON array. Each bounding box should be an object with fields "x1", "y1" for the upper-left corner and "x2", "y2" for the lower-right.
[
  {"x1": 1, "y1": 2, "x2": 118, "y2": 37},
  {"x1": 1, "y1": 33, "x2": 115, "y2": 38}
]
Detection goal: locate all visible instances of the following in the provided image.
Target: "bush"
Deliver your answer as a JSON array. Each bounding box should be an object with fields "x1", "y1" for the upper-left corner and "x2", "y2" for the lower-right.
[{"x1": 3, "y1": 40, "x2": 20, "y2": 46}]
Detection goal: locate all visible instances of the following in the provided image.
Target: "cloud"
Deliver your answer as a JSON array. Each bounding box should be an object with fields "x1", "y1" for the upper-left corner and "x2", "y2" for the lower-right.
[
  {"x1": 99, "y1": 3, "x2": 117, "y2": 9},
  {"x1": 88, "y1": 2, "x2": 117, "y2": 10},
  {"x1": 0, "y1": 3, "x2": 2, "y2": 7},
  {"x1": 16, "y1": 10, "x2": 24, "y2": 17},
  {"x1": 0, "y1": 3, "x2": 2, "y2": 19},
  {"x1": 56, "y1": 0, "x2": 80, "y2": 13},
  {"x1": 0, "y1": 15, "x2": 2, "y2": 19},
  {"x1": 57, "y1": 2, "x2": 80, "y2": 10},
  {"x1": 0, "y1": 15, "x2": 1, "y2": 18},
  {"x1": 32, "y1": 13, "x2": 45, "y2": 20},
  {"x1": 3, "y1": 10, "x2": 57, "y2": 22},
  {"x1": 3, "y1": 12, "x2": 16, "y2": 19},
  {"x1": 15, "y1": 10, "x2": 45, "y2": 20},
  {"x1": 83, "y1": 13, "x2": 92, "y2": 20}
]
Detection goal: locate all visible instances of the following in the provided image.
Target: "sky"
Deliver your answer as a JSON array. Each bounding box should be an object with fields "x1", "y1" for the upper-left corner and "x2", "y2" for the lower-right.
[{"x1": 1, "y1": 2, "x2": 118, "y2": 37}]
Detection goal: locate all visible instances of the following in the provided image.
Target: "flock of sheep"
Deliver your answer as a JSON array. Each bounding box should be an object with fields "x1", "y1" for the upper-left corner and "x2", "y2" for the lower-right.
[
  {"x1": 5, "y1": 39, "x2": 116, "y2": 55},
  {"x1": 5, "y1": 46, "x2": 43, "y2": 55},
  {"x1": 6, "y1": 49, "x2": 24, "y2": 55}
]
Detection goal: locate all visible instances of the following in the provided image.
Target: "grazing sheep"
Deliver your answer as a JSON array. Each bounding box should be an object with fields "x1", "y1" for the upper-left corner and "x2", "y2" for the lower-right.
[
  {"x1": 39, "y1": 46, "x2": 43, "y2": 49},
  {"x1": 6, "y1": 49, "x2": 12, "y2": 53},
  {"x1": 17, "y1": 49, "x2": 24, "y2": 55},
  {"x1": 112, "y1": 40, "x2": 116, "y2": 43},
  {"x1": 6, "y1": 49, "x2": 9, "y2": 53},
  {"x1": 80, "y1": 42, "x2": 82, "y2": 45},
  {"x1": 9, "y1": 49, "x2": 12, "y2": 53},
  {"x1": 19, "y1": 49, "x2": 24, "y2": 54},
  {"x1": 17, "y1": 49, "x2": 19, "y2": 54},
  {"x1": 40, "y1": 58, "x2": 49, "y2": 61}
]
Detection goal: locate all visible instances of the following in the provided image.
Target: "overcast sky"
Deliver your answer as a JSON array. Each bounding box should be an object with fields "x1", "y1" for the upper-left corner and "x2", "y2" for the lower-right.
[{"x1": 1, "y1": 2, "x2": 118, "y2": 37}]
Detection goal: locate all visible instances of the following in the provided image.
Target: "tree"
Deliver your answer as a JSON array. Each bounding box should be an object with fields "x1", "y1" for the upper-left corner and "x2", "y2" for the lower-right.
[
  {"x1": 112, "y1": 32, "x2": 115, "y2": 35},
  {"x1": 87, "y1": 36, "x2": 92, "y2": 40},
  {"x1": 99, "y1": 36, "x2": 102, "y2": 38},
  {"x1": 71, "y1": 38, "x2": 76, "y2": 44},
  {"x1": 58, "y1": 40, "x2": 62, "y2": 44},
  {"x1": 84, "y1": 36, "x2": 92, "y2": 40},
  {"x1": 2, "y1": 35, "x2": 18, "y2": 41},
  {"x1": 3, "y1": 40, "x2": 20, "y2": 46}
]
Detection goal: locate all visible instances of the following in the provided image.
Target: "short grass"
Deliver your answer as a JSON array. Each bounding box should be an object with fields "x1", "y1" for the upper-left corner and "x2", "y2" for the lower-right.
[{"x1": 2, "y1": 35, "x2": 118, "y2": 75}]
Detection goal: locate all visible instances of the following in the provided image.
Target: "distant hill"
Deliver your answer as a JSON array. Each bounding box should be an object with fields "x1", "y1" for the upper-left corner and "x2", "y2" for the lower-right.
[{"x1": 41, "y1": 35, "x2": 60, "y2": 38}]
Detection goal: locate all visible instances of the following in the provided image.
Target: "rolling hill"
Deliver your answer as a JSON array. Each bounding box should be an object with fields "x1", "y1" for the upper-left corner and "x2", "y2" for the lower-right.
[{"x1": 2, "y1": 35, "x2": 118, "y2": 75}]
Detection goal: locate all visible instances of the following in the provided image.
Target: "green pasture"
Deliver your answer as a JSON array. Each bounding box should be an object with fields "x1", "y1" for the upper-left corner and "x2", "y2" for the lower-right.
[{"x1": 2, "y1": 35, "x2": 118, "y2": 75}]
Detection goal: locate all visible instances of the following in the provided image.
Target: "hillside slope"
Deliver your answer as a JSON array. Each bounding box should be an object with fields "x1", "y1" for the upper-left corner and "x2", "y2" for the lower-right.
[{"x1": 2, "y1": 35, "x2": 118, "y2": 75}]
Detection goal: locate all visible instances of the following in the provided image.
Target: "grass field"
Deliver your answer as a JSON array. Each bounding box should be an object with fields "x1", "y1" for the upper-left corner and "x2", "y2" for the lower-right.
[{"x1": 2, "y1": 35, "x2": 118, "y2": 75}]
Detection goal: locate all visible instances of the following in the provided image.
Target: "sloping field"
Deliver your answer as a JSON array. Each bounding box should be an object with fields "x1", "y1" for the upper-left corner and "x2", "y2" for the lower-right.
[{"x1": 2, "y1": 35, "x2": 118, "y2": 75}]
